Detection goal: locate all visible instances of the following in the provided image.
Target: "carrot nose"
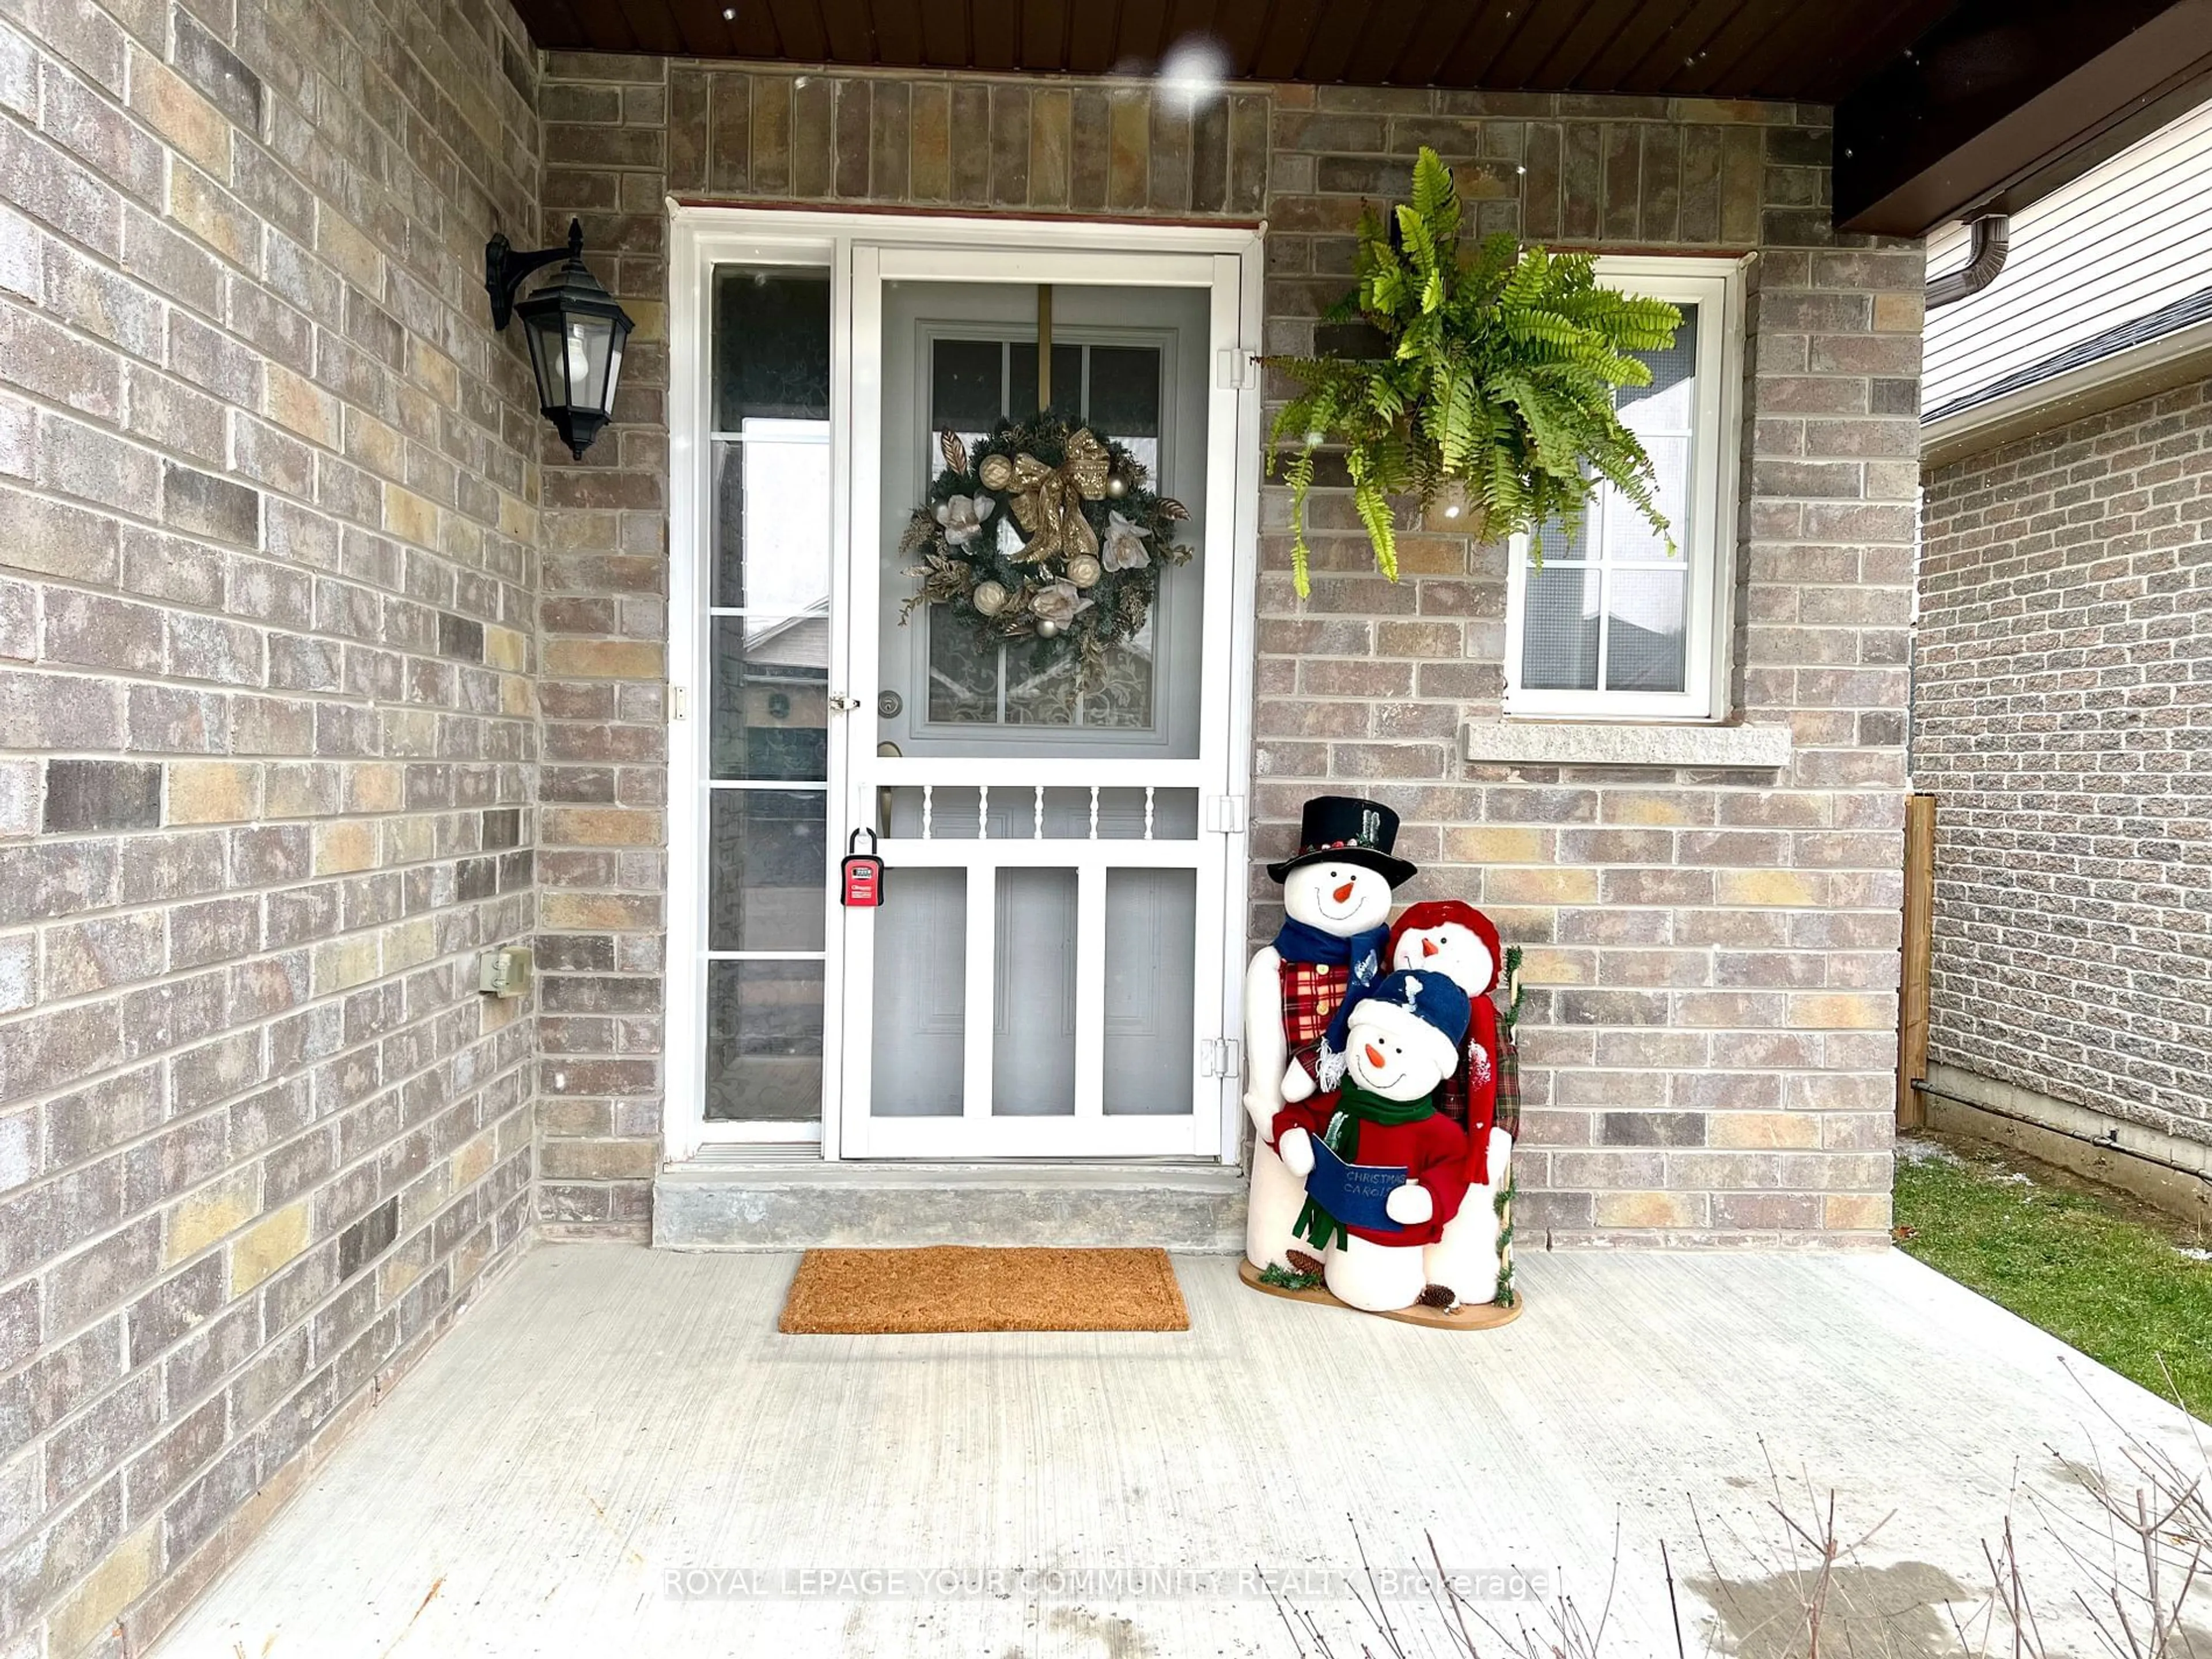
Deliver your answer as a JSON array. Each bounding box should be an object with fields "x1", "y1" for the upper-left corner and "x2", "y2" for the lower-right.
[
  {"x1": 1421, "y1": 938, "x2": 1438, "y2": 957},
  {"x1": 1333, "y1": 880, "x2": 1356, "y2": 904},
  {"x1": 1363, "y1": 1043, "x2": 1387, "y2": 1069}
]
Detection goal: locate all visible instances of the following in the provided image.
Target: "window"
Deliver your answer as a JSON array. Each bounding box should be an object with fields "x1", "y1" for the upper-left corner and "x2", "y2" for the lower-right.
[
  {"x1": 920, "y1": 330, "x2": 1169, "y2": 732},
  {"x1": 1503, "y1": 257, "x2": 1744, "y2": 722},
  {"x1": 703, "y1": 263, "x2": 834, "y2": 1126}
]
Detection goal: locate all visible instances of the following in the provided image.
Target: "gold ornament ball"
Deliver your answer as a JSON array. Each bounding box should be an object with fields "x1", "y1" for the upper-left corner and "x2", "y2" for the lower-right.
[
  {"x1": 1034, "y1": 618, "x2": 1060, "y2": 639},
  {"x1": 1104, "y1": 473, "x2": 1128, "y2": 499},
  {"x1": 1065, "y1": 553, "x2": 1103, "y2": 589},
  {"x1": 971, "y1": 579, "x2": 1009, "y2": 617},
  {"x1": 978, "y1": 454, "x2": 1016, "y2": 490}
]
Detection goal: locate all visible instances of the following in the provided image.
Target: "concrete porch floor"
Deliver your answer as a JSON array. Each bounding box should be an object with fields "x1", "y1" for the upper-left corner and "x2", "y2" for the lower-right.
[{"x1": 147, "y1": 1243, "x2": 2202, "y2": 1658}]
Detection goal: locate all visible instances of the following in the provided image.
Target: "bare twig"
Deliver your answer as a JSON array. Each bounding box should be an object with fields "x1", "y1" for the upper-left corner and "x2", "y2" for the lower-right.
[
  {"x1": 1662, "y1": 1539, "x2": 1687, "y2": 1659},
  {"x1": 1426, "y1": 1532, "x2": 1480, "y2": 1657},
  {"x1": 1275, "y1": 1393, "x2": 2208, "y2": 1659},
  {"x1": 1349, "y1": 1518, "x2": 1409, "y2": 1658}
]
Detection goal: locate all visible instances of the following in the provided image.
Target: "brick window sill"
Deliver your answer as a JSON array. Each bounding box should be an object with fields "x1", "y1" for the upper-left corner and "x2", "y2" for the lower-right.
[{"x1": 1460, "y1": 720, "x2": 1793, "y2": 770}]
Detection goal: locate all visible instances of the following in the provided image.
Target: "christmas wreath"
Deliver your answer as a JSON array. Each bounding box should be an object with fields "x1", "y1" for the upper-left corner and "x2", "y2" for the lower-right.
[{"x1": 899, "y1": 412, "x2": 1191, "y2": 689}]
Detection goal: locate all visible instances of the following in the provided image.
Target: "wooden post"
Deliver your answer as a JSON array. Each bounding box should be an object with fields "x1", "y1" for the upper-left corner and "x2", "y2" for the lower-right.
[
  {"x1": 1035, "y1": 283, "x2": 1052, "y2": 408},
  {"x1": 1897, "y1": 793, "x2": 1935, "y2": 1129}
]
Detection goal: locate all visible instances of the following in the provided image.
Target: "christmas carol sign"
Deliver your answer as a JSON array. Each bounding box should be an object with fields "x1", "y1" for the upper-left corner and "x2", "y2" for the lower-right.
[{"x1": 1303, "y1": 1138, "x2": 1411, "y2": 1237}]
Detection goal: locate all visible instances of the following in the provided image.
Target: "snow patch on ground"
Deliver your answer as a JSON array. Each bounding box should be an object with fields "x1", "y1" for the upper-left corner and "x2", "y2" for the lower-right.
[
  {"x1": 1895, "y1": 1138, "x2": 1964, "y2": 1166},
  {"x1": 2178, "y1": 1246, "x2": 2212, "y2": 1262}
]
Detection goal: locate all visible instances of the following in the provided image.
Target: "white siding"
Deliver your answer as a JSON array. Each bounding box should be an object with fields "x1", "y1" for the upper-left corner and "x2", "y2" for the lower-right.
[{"x1": 1922, "y1": 100, "x2": 2212, "y2": 416}]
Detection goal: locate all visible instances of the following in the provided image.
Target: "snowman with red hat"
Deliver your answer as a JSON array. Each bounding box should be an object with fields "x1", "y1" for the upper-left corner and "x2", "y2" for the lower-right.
[
  {"x1": 1388, "y1": 901, "x2": 1512, "y2": 1309},
  {"x1": 1272, "y1": 969, "x2": 1474, "y2": 1313},
  {"x1": 1241, "y1": 796, "x2": 1415, "y2": 1274}
]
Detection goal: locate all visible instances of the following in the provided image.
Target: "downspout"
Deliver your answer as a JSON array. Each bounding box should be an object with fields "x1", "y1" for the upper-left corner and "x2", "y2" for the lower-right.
[{"x1": 1925, "y1": 214, "x2": 2010, "y2": 310}]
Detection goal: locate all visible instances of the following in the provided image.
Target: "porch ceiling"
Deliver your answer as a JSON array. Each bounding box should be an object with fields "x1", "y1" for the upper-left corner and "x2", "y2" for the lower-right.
[
  {"x1": 517, "y1": 0, "x2": 1957, "y2": 103},
  {"x1": 518, "y1": 1, "x2": 2212, "y2": 238}
]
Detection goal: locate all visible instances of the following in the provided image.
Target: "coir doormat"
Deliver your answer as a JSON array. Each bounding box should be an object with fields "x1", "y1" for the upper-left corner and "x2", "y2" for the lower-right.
[{"x1": 777, "y1": 1246, "x2": 1191, "y2": 1334}]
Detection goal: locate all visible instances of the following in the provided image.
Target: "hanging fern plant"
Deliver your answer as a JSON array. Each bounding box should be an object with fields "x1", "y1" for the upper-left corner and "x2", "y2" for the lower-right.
[{"x1": 1267, "y1": 147, "x2": 1685, "y2": 598}]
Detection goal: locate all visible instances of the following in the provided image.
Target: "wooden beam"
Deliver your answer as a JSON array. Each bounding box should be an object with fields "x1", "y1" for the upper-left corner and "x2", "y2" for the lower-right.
[
  {"x1": 1836, "y1": 0, "x2": 2212, "y2": 236},
  {"x1": 1897, "y1": 793, "x2": 1935, "y2": 1131}
]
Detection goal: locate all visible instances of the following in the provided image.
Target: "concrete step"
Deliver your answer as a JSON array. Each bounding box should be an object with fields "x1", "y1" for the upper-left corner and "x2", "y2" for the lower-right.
[{"x1": 652, "y1": 1160, "x2": 1248, "y2": 1251}]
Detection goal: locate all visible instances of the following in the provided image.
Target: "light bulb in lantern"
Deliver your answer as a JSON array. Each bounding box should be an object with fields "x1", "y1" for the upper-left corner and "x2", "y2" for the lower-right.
[{"x1": 566, "y1": 320, "x2": 594, "y2": 400}]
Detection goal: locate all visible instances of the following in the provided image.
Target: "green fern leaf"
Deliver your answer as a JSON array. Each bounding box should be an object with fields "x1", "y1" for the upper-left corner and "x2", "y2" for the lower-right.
[
  {"x1": 1255, "y1": 145, "x2": 1684, "y2": 588},
  {"x1": 1410, "y1": 146, "x2": 1453, "y2": 219}
]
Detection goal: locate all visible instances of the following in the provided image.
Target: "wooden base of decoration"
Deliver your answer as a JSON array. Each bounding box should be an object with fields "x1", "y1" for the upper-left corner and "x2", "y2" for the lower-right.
[{"x1": 1236, "y1": 1259, "x2": 1524, "y2": 1331}]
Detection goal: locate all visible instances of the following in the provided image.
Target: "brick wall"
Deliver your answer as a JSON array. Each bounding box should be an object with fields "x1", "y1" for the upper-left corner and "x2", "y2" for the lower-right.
[
  {"x1": 1916, "y1": 379, "x2": 2212, "y2": 1143},
  {"x1": 534, "y1": 59, "x2": 1918, "y2": 1245},
  {"x1": 0, "y1": 0, "x2": 542, "y2": 1650},
  {"x1": 1262, "y1": 96, "x2": 1917, "y2": 1244}
]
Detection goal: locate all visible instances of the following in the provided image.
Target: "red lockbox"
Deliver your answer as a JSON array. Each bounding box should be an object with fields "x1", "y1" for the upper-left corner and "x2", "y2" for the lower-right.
[{"x1": 840, "y1": 828, "x2": 884, "y2": 908}]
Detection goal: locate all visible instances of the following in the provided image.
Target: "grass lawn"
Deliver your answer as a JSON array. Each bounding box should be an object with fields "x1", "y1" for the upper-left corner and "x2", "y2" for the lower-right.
[{"x1": 1893, "y1": 1134, "x2": 2212, "y2": 1419}]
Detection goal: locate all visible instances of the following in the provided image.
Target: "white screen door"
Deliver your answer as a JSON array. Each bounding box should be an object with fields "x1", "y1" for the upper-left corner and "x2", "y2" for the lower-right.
[
  {"x1": 840, "y1": 245, "x2": 1248, "y2": 1158},
  {"x1": 666, "y1": 215, "x2": 1259, "y2": 1166}
]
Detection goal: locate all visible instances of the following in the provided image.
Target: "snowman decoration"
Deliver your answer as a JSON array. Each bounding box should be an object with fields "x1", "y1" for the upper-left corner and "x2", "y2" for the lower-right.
[
  {"x1": 1241, "y1": 797, "x2": 1414, "y2": 1274},
  {"x1": 1388, "y1": 902, "x2": 1512, "y2": 1309},
  {"x1": 1272, "y1": 971, "x2": 1474, "y2": 1313}
]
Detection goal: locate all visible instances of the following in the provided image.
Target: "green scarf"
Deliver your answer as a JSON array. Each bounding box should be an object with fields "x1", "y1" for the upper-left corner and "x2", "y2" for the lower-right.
[{"x1": 1292, "y1": 1084, "x2": 1435, "y2": 1251}]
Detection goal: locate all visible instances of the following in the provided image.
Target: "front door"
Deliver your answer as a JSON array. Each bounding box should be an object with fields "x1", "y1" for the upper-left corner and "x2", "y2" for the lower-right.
[
  {"x1": 838, "y1": 246, "x2": 1246, "y2": 1158},
  {"x1": 668, "y1": 217, "x2": 1258, "y2": 1166}
]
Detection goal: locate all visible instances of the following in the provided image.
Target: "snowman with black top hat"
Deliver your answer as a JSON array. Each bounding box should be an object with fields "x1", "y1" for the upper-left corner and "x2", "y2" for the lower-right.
[{"x1": 1241, "y1": 796, "x2": 1416, "y2": 1275}]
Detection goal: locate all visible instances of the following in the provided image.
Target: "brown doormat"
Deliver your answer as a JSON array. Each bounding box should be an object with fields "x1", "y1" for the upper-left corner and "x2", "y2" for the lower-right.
[{"x1": 778, "y1": 1247, "x2": 1190, "y2": 1334}]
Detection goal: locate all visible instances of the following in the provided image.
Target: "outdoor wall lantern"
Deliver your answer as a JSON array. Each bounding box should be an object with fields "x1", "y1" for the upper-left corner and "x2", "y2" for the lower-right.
[{"x1": 484, "y1": 219, "x2": 634, "y2": 459}]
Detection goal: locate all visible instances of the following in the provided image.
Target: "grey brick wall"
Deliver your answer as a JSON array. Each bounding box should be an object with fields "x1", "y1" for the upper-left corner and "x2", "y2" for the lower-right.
[
  {"x1": 0, "y1": 0, "x2": 543, "y2": 1651},
  {"x1": 533, "y1": 60, "x2": 1918, "y2": 1245},
  {"x1": 1916, "y1": 378, "x2": 2212, "y2": 1144},
  {"x1": 1260, "y1": 89, "x2": 1916, "y2": 1245}
]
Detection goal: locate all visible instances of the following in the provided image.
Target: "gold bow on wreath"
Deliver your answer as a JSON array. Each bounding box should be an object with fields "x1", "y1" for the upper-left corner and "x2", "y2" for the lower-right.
[{"x1": 982, "y1": 428, "x2": 1111, "y2": 563}]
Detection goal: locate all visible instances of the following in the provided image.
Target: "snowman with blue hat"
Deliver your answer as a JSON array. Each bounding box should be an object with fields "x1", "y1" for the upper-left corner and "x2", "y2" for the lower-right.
[{"x1": 1272, "y1": 968, "x2": 1474, "y2": 1313}]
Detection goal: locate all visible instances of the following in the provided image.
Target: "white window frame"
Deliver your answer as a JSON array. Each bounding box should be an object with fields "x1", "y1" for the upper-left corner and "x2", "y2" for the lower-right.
[
  {"x1": 666, "y1": 219, "x2": 844, "y2": 1162},
  {"x1": 1502, "y1": 255, "x2": 1747, "y2": 724}
]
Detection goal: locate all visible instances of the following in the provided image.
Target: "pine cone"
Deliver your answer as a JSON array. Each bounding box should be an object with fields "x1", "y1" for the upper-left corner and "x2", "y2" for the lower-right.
[{"x1": 1285, "y1": 1250, "x2": 1323, "y2": 1277}]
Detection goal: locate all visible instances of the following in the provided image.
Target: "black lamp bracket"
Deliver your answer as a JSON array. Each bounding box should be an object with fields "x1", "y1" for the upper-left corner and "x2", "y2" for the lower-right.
[{"x1": 485, "y1": 218, "x2": 586, "y2": 331}]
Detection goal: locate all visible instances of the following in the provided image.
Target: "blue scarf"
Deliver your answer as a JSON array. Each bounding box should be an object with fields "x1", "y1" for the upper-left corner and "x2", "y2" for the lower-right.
[{"x1": 1273, "y1": 918, "x2": 1389, "y2": 1084}]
